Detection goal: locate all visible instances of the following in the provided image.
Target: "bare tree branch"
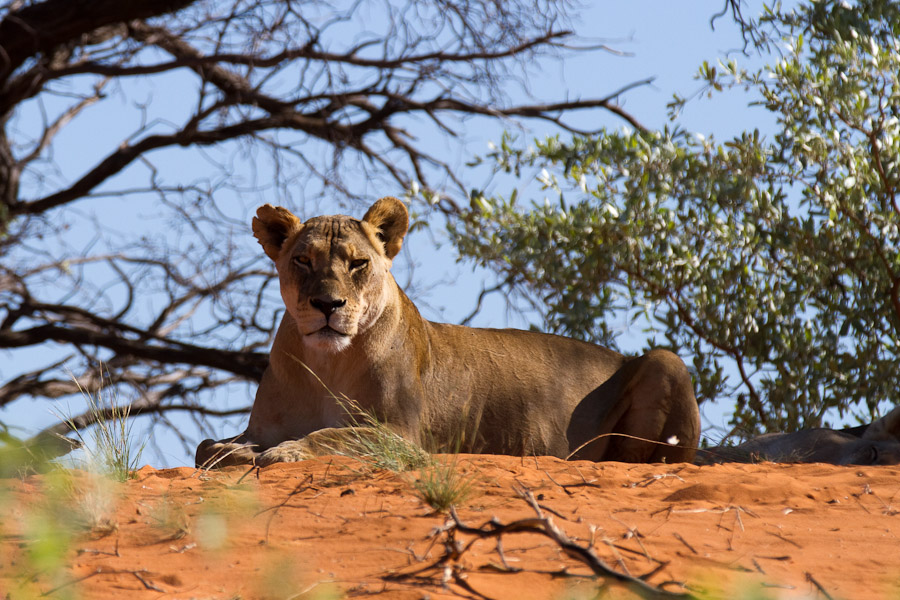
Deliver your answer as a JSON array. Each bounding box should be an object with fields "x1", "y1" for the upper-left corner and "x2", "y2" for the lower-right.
[
  {"x1": 0, "y1": 320, "x2": 267, "y2": 381},
  {"x1": 0, "y1": 0, "x2": 198, "y2": 109},
  {"x1": 0, "y1": 0, "x2": 660, "y2": 463}
]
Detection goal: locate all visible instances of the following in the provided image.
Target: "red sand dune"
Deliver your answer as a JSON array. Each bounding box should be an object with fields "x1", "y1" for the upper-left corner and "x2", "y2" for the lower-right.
[{"x1": 2, "y1": 456, "x2": 899, "y2": 599}]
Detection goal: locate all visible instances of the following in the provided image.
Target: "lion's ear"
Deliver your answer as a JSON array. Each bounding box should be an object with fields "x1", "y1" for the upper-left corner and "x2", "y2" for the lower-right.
[
  {"x1": 362, "y1": 197, "x2": 409, "y2": 260},
  {"x1": 252, "y1": 204, "x2": 303, "y2": 261}
]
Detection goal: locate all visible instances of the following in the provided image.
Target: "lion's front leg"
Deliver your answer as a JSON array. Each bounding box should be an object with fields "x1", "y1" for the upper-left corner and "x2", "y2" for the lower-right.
[
  {"x1": 195, "y1": 435, "x2": 261, "y2": 468},
  {"x1": 254, "y1": 426, "x2": 425, "y2": 467},
  {"x1": 255, "y1": 439, "x2": 319, "y2": 466},
  {"x1": 254, "y1": 427, "x2": 371, "y2": 466}
]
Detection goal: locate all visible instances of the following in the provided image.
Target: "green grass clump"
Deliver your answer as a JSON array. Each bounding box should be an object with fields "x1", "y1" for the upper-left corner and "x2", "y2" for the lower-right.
[
  {"x1": 64, "y1": 372, "x2": 146, "y2": 482},
  {"x1": 337, "y1": 413, "x2": 431, "y2": 472},
  {"x1": 410, "y1": 457, "x2": 476, "y2": 513}
]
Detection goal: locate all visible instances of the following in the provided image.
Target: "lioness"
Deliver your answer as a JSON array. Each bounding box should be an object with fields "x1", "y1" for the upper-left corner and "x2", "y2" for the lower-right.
[
  {"x1": 196, "y1": 197, "x2": 701, "y2": 467},
  {"x1": 697, "y1": 406, "x2": 900, "y2": 466}
]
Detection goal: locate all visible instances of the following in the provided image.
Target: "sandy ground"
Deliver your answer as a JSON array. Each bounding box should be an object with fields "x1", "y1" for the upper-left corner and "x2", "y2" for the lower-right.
[{"x1": 1, "y1": 455, "x2": 899, "y2": 599}]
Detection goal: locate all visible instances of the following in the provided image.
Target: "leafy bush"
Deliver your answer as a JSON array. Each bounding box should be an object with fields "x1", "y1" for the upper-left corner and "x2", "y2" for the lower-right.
[{"x1": 451, "y1": 0, "x2": 900, "y2": 436}]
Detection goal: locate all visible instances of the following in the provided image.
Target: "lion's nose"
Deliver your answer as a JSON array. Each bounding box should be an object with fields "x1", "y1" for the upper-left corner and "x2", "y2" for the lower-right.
[{"x1": 310, "y1": 296, "x2": 346, "y2": 317}]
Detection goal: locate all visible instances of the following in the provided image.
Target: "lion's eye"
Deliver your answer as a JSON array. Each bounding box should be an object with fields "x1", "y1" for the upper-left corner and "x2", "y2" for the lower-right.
[
  {"x1": 293, "y1": 256, "x2": 311, "y2": 269},
  {"x1": 350, "y1": 259, "x2": 369, "y2": 271}
]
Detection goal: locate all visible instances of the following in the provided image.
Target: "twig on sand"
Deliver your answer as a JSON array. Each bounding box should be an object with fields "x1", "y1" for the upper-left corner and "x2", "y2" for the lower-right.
[
  {"x1": 41, "y1": 568, "x2": 164, "y2": 596},
  {"x1": 805, "y1": 572, "x2": 835, "y2": 600},
  {"x1": 131, "y1": 570, "x2": 165, "y2": 592},
  {"x1": 543, "y1": 466, "x2": 606, "y2": 493},
  {"x1": 609, "y1": 513, "x2": 654, "y2": 562},
  {"x1": 285, "y1": 580, "x2": 337, "y2": 600},
  {"x1": 672, "y1": 532, "x2": 697, "y2": 555},
  {"x1": 255, "y1": 474, "x2": 315, "y2": 543},
  {"x1": 542, "y1": 470, "x2": 576, "y2": 495},
  {"x1": 387, "y1": 486, "x2": 695, "y2": 600},
  {"x1": 766, "y1": 530, "x2": 802, "y2": 549},
  {"x1": 236, "y1": 464, "x2": 259, "y2": 484},
  {"x1": 713, "y1": 505, "x2": 758, "y2": 550},
  {"x1": 536, "y1": 502, "x2": 573, "y2": 521},
  {"x1": 630, "y1": 471, "x2": 686, "y2": 488},
  {"x1": 77, "y1": 534, "x2": 120, "y2": 557},
  {"x1": 601, "y1": 538, "x2": 632, "y2": 575}
]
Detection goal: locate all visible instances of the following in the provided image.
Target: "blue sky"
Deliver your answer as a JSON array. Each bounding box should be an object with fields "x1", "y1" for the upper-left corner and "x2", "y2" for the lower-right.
[
  {"x1": 1, "y1": 1, "x2": 774, "y2": 467},
  {"x1": 405, "y1": 1, "x2": 769, "y2": 321}
]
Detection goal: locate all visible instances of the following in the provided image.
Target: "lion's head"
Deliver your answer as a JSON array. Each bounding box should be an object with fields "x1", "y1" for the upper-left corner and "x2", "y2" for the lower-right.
[{"x1": 252, "y1": 197, "x2": 409, "y2": 353}]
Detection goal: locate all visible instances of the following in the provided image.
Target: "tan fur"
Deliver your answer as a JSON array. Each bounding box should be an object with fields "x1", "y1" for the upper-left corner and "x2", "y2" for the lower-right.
[
  {"x1": 698, "y1": 406, "x2": 900, "y2": 466},
  {"x1": 196, "y1": 197, "x2": 701, "y2": 468}
]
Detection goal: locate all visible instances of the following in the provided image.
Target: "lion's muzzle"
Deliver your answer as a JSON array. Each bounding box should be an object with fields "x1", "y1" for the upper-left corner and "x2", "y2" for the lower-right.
[{"x1": 310, "y1": 296, "x2": 346, "y2": 317}]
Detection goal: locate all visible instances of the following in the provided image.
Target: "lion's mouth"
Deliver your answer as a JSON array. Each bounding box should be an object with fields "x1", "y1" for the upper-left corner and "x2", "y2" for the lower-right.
[
  {"x1": 303, "y1": 324, "x2": 353, "y2": 353},
  {"x1": 310, "y1": 325, "x2": 349, "y2": 338}
]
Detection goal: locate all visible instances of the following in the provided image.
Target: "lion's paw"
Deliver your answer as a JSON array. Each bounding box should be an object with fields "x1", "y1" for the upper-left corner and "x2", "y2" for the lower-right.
[
  {"x1": 255, "y1": 440, "x2": 316, "y2": 467},
  {"x1": 195, "y1": 438, "x2": 260, "y2": 468}
]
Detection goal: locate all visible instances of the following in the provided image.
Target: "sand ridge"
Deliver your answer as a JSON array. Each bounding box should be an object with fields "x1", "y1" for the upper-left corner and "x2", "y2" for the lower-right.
[{"x1": 1, "y1": 455, "x2": 898, "y2": 599}]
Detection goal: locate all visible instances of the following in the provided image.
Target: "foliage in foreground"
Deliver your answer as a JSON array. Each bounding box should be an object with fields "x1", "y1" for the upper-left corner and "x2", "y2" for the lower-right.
[
  {"x1": 64, "y1": 374, "x2": 147, "y2": 481},
  {"x1": 451, "y1": 0, "x2": 900, "y2": 436}
]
